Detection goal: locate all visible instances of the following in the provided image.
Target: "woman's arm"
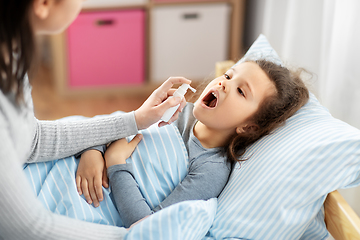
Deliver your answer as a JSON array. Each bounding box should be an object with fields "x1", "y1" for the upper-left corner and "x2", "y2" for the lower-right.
[
  {"x1": 27, "y1": 76, "x2": 191, "y2": 163},
  {"x1": 27, "y1": 112, "x2": 138, "y2": 163},
  {"x1": 0, "y1": 128, "x2": 127, "y2": 240}
]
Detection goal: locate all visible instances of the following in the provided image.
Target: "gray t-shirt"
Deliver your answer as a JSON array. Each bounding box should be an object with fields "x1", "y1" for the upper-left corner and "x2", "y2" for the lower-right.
[
  {"x1": 107, "y1": 103, "x2": 231, "y2": 228},
  {"x1": 0, "y1": 76, "x2": 134, "y2": 239}
]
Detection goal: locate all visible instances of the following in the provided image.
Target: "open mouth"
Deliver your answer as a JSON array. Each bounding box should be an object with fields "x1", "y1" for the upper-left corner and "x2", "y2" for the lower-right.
[{"x1": 202, "y1": 90, "x2": 218, "y2": 108}]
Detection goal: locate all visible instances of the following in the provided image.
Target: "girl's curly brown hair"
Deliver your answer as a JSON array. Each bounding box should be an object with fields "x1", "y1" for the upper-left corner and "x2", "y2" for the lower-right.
[{"x1": 227, "y1": 59, "x2": 309, "y2": 163}]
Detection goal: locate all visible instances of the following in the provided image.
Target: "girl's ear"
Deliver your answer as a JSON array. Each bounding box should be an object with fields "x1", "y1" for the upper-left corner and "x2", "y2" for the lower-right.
[
  {"x1": 236, "y1": 124, "x2": 259, "y2": 134},
  {"x1": 32, "y1": 0, "x2": 53, "y2": 20}
]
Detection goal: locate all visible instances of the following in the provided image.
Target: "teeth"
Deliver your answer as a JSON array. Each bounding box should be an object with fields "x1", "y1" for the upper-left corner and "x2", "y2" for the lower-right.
[{"x1": 212, "y1": 92, "x2": 216, "y2": 98}]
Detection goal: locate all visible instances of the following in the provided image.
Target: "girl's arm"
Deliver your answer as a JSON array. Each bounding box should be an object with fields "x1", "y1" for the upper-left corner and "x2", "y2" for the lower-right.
[
  {"x1": 153, "y1": 157, "x2": 230, "y2": 211},
  {"x1": 105, "y1": 140, "x2": 230, "y2": 227},
  {"x1": 104, "y1": 135, "x2": 152, "y2": 228},
  {"x1": 75, "y1": 133, "x2": 144, "y2": 208}
]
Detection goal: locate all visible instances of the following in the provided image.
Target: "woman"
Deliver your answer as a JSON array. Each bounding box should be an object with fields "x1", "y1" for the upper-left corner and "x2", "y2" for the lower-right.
[{"x1": 0, "y1": 0, "x2": 189, "y2": 239}]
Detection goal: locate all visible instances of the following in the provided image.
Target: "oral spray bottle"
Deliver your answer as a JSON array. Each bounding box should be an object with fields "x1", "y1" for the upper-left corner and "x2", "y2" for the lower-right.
[{"x1": 161, "y1": 83, "x2": 196, "y2": 123}]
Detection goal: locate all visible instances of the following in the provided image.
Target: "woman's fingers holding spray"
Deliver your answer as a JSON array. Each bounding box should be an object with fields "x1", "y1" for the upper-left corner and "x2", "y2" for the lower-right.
[
  {"x1": 169, "y1": 110, "x2": 181, "y2": 124},
  {"x1": 158, "y1": 111, "x2": 180, "y2": 127},
  {"x1": 157, "y1": 77, "x2": 191, "y2": 95},
  {"x1": 135, "y1": 77, "x2": 191, "y2": 130},
  {"x1": 157, "y1": 77, "x2": 191, "y2": 112},
  {"x1": 157, "y1": 87, "x2": 188, "y2": 127}
]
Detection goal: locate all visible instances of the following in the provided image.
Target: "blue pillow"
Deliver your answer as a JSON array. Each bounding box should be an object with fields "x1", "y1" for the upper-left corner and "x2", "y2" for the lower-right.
[
  {"x1": 125, "y1": 198, "x2": 217, "y2": 240},
  {"x1": 206, "y1": 34, "x2": 360, "y2": 240}
]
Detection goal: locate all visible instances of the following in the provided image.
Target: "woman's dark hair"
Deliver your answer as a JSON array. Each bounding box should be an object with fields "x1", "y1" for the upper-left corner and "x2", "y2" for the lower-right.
[
  {"x1": 227, "y1": 59, "x2": 309, "y2": 163},
  {"x1": 0, "y1": 0, "x2": 35, "y2": 103}
]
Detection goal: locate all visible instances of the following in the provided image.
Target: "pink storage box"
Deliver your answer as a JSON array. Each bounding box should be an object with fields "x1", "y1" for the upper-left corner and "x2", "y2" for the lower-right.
[{"x1": 67, "y1": 10, "x2": 145, "y2": 88}]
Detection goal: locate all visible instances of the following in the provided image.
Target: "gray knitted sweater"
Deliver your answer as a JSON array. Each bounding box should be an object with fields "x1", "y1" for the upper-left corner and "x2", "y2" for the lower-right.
[{"x1": 0, "y1": 76, "x2": 135, "y2": 239}]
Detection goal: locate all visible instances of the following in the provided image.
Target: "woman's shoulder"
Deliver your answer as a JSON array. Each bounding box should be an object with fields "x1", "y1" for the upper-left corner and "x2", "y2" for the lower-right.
[
  {"x1": 0, "y1": 74, "x2": 34, "y2": 112},
  {"x1": 0, "y1": 80, "x2": 36, "y2": 161}
]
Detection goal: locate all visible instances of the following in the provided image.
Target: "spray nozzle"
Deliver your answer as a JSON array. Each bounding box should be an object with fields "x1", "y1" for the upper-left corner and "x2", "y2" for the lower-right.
[{"x1": 174, "y1": 83, "x2": 197, "y2": 97}]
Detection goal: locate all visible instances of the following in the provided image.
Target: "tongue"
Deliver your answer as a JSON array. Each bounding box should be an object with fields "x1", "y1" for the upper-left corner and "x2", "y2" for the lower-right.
[{"x1": 208, "y1": 98, "x2": 217, "y2": 108}]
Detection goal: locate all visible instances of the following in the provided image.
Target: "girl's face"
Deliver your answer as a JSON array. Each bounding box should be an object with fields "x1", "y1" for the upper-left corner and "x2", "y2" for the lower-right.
[
  {"x1": 193, "y1": 61, "x2": 276, "y2": 137},
  {"x1": 31, "y1": 0, "x2": 86, "y2": 35}
]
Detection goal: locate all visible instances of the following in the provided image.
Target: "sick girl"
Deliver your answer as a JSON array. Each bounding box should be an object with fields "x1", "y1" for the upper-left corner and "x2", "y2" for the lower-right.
[{"x1": 77, "y1": 59, "x2": 310, "y2": 228}]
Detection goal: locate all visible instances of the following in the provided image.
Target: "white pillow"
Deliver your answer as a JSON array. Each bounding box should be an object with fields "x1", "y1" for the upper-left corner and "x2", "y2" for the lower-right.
[
  {"x1": 125, "y1": 198, "x2": 217, "y2": 240},
  {"x1": 206, "y1": 34, "x2": 360, "y2": 240}
]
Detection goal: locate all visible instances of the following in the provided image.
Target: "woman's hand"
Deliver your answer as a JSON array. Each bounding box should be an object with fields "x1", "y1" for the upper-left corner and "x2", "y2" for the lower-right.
[
  {"x1": 135, "y1": 77, "x2": 191, "y2": 130},
  {"x1": 75, "y1": 150, "x2": 108, "y2": 207},
  {"x1": 104, "y1": 134, "x2": 143, "y2": 168}
]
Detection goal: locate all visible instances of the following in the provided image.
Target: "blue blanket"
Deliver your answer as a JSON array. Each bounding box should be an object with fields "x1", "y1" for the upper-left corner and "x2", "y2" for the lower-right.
[
  {"x1": 23, "y1": 122, "x2": 189, "y2": 228},
  {"x1": 24, "y1": 156, "x2": 122, "y2": 225}
]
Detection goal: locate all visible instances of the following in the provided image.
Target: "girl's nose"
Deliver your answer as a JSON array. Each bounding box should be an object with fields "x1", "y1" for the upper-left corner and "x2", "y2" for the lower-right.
[{"x1": 218, "y1": 81, "x2": 226, "y2": 91}]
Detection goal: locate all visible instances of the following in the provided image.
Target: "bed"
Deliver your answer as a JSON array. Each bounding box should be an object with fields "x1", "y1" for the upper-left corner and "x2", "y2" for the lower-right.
[{"x1": 24, "y1": 34, "x2": 360, "y2": 240}]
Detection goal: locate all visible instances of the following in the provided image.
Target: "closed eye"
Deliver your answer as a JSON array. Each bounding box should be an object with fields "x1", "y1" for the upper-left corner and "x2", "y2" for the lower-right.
[{"x1": 238, "y1": 88, "x2": 245, "y2": 97}]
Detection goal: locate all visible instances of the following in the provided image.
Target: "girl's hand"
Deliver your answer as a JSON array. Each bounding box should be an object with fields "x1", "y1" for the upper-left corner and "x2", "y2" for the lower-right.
[
  {"x1": 135, "y1": 77, "x2": 191, "y2": 130},
  {"x1": 105, "y1": 134, "x2": 143, "y2": 168},
  {"x1": 76, "y1": 150, "x2": 108, "y2": 207}
]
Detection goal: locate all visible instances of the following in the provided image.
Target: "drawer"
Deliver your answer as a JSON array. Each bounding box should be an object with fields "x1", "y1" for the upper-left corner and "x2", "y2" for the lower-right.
[
  {"x1": 67, "y1": 10, "x2": 145, "y2": 88},
  {"x1": 82, "y1": 0, "x2": 147, "y2": 9},
  {"x1": 150, "y1": 3, "x2": 230, "y2": 83}
]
